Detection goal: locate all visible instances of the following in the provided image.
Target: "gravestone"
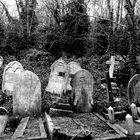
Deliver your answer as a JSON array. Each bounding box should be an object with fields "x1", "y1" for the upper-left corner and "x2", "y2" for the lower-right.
[
  {"x1": 127, "y1": 74, "x2": 140, "y2": 105},
  {"x1": 46, "y1": 59, "x2": 68, "y2": 95},
  {"x1": 106, "y1": 56, "x2": 119, "y2": 78},
  {"x1": 13, "y1": 70, "x2": 41, "y2": 116},
  {"x1": 101, "y1": 56, "x2": 120, "y2": 102},
  {"x1": 2, "y1": 61, "x2": 24, "y2": 96},
  {"x1": 0, "y1": 107, "x2": 8, "y2": 134},
  {"x1": 68, "y1": 61, "x2": 82, "y2": 76},
  {"x1": 0, "y1": 56, "x2": 3, "y2": 67},
  {"x1": 67, "y1": 61, "x2": 82, "y2": 91},
  {"x1": 71, "y1": 69, "x2": 94, "y2": 113}
]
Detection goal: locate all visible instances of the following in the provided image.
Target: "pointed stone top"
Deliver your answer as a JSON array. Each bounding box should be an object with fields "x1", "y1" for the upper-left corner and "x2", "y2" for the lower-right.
[
  {"x1": 131, "y1": 103, "x2": 136, "y2": 107},
  {"x1": 126, "y1": 114, "x2": 132, "y2": 118},
  {"x1": 108, "y1": 106, "x2": 113, "y2": 110}
]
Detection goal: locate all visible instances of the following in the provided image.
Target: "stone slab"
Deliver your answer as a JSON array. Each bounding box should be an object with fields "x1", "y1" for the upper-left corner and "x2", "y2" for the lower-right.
[
  {"x1": 11, "y1": 117, "x2": 29, "y2": 139},
  {"x1": 39, "y1": 118, "x2": 47, "y2": 138},
  {"x1": 49, "y1": 108, "x2": 73, "y2": 117},
  {"x1": 13, "y1": 70, "x2": 41, "y2": 116}
]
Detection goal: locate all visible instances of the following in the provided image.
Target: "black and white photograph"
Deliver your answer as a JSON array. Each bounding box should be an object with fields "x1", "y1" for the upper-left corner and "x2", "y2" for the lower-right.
[{"x1": 0, "y1": 0, "x2": 140, "y2": 139}]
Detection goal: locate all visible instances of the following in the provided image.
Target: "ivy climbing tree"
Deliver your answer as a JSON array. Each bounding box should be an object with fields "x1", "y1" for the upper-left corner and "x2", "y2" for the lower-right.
[
  {"x1": 62, "y1": 0, "x2": 91, "y2": 57},
  {"x1": 125, "y1": 0, "x2": 139, "y2": 76}
]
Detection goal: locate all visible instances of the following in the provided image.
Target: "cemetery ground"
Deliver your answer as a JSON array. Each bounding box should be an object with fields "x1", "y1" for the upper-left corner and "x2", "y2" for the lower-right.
[{"x1": 0, "y1": 54, "x2": 138, "y2": 140}]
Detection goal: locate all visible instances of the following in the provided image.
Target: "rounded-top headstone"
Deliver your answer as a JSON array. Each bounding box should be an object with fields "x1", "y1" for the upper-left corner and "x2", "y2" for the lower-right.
[
  {"x1": 67, "y1": 61, "x2": 82, "y2": 76},
  {"x1": 2, "y1": 61, "x2": 24, "y2": 95},
  {"x1": 51, "y1": 58, "x2": 68, "y2": 73},
  {"x1": 71, "y1": 69, "x2": 94, "y2": 89},
  {"x1": 13, "y1": 70, "x2": 41, "y2": 116},
  {"x1": 46, "y1": 59, "x2": 68, "y2": 95},
  {"x1": 66, "y1": 61, "x2": 82, "y2": 91},
  {"x1": 127, "y1": 74, "x2": 140, "y2": 105},
  {"x1": 0, "y1": 107, "x2": 8, "y2": 134},
  {"x1": 71, "y1": 69, "x2": 94, "y2": 112}
]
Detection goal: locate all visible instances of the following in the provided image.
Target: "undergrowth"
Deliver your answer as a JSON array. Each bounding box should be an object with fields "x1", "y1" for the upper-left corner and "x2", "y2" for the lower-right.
[{"x1": 0, "y1": 50, "x2": 129, "y2": 116}]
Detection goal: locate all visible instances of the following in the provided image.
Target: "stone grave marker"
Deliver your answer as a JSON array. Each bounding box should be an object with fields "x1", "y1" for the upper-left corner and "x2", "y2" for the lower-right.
[
  {"x1": 0, "y1": 56, "x2": 3, "y2": 67},
  {"x1": 68, "y1": 61, "x2": 82, "y2": 76},
  {"x1": 71, "y1": 69, "x2": 94, "y2": 113},
  {"x1": 106, "y1": 56, "x2": 119, "y2": 78},
  {"x1": 13, "y1": 70, "x2": 41, "y2": 116},
  {"x1": 46, "y1": 59, "x2": 68, "y2": 95},
  {"x1": 2, "y1": 61, "x2": 24, "y2": 96},
  {"x1": 0, "y1": 107, "x2": 8, "y2": 134},
  {"x1": 101, "y1": 56, "x2": 120, "y2": 102},
  {"x1": 67, "y1": 61, "x2": 82, "y2": 91},
  {"x1": 127, "y1": 74, "x2": 140, "y2": 105}
]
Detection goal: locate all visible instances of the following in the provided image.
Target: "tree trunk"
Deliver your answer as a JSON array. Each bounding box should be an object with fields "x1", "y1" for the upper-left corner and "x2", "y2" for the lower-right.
[
  {"x1": 120, "y1": 0, "x2": 123, "y2": 22},
  {"x1": 125, "y1": 0, "x2": 138, "y2": 76},
  {"x1": 115, "y1": 0, "x2": 121, "y2": 30},
  {"x1": 106, "y1": 0, "x2": 114, "y2": 55},
  {"x1": 0, "y1": 1, "x2": 14, "y2": 23}
]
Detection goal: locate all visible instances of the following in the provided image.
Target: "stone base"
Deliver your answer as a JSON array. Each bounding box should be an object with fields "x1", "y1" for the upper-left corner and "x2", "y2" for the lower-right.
[{"x1": 49, "y1": 108, "x2": 73, "y2": 117}]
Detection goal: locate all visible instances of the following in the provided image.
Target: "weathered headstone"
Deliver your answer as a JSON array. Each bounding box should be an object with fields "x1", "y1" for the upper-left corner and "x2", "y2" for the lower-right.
[
  {"x1": 46, "y1": 59, "x2": 68, "y2": 95},
  {"x1": 106, "y1": 56, "x2": 119, "y2": 78},
  {"x1": 67, "y1": 61, "x2": 82, "y2": 91},
  {"x1": 67, "y1": 61, "x2": 82, "y2": 76},
  {"x1": 13, "y1": 70, "x2": 41, "y2": 116},
  {"x1": 71, "y1": 69, "x2": 94, "y2": 113},
  {"x1": 2, "y1": 61, "x2": 24, "y2": 96},
  {"x1": 0, "y1": 107, "x2": 8, "y2": 134},
  {"x1": 127, "y1": 74, "x2": 140, "y2": 105},
  {"x1": 0, "y1": 56, "x2": 3, "y2": 67}
]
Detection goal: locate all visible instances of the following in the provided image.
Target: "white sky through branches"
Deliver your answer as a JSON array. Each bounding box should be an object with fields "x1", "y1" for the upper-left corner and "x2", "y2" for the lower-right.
[
  {"x1": 1, "y1": 0, "x2": 115, "y2": 18},
  {"x1": 2, "y1": 0, "x2": 140, "y2": 21},
  {"x1": 2, "y1": 0, "x2": 17, "y2": 16}
]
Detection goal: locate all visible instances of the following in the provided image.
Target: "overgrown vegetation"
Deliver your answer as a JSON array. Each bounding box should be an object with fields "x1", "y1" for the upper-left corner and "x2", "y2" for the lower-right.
[{"x1": 0, "y1": 0, "x2": 140, "y2": 114}]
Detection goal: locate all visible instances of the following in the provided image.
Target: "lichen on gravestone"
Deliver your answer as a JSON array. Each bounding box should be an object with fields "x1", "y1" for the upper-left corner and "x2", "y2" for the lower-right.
[
  {"x1": 67, "y1": 61, "x2": 82, "y2": 91},
  {"x1": 2, "y1": 61, "x2": 24, "y2": 96},
  {"x1": 46, "y1": 59, "x2": 69, "y2": 96},
  {"x1": 71, "y1": 69, "x2": 94, "y2": 113},
  {"x1": 127, "y1": 74, "x2": 140, "y2": 105},
  {"x1": 13, "y1": 70, "x2": 41, "y2": 116}
]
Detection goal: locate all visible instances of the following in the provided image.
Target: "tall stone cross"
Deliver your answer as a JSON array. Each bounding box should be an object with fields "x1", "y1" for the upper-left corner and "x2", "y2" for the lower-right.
[{"x1": 106, "y1": 56, "x2": 119, "y2": 78}]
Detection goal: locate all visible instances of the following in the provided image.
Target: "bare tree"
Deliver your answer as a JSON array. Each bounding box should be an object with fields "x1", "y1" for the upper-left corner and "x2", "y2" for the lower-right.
[
  {"x1": 15, "y1": 0, "x2": 38, "y2": 36},
  {"x1": 41, "y1": 0, "x2": 69, "y2": 28},
  {"x1": 0, "y1": 1, "x2": 14, "y2": 23},
  {"x1": 125, "y1": 0, "x2": 138, "y2": 76}
]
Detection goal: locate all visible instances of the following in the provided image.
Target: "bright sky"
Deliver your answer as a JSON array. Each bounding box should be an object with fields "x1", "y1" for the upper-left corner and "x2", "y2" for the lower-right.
[
  {"x1": 1, "y1": 0, "x2": 108, "y2": 18},
  {"x1": 2, "y1": 0, "x2": 17, "y2": 16},
  {"x1": 1, "y1": 0, "x2": 126, "y2": 21},
  {"x1": 2, "y1": 0, "x2": 42, "y2": 16}
]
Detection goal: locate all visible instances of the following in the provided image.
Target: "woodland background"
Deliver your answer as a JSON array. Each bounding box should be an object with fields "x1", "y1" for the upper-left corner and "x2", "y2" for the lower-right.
[{"x1": 0, "y1": 0, "x2": 140, "y2": 111}]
